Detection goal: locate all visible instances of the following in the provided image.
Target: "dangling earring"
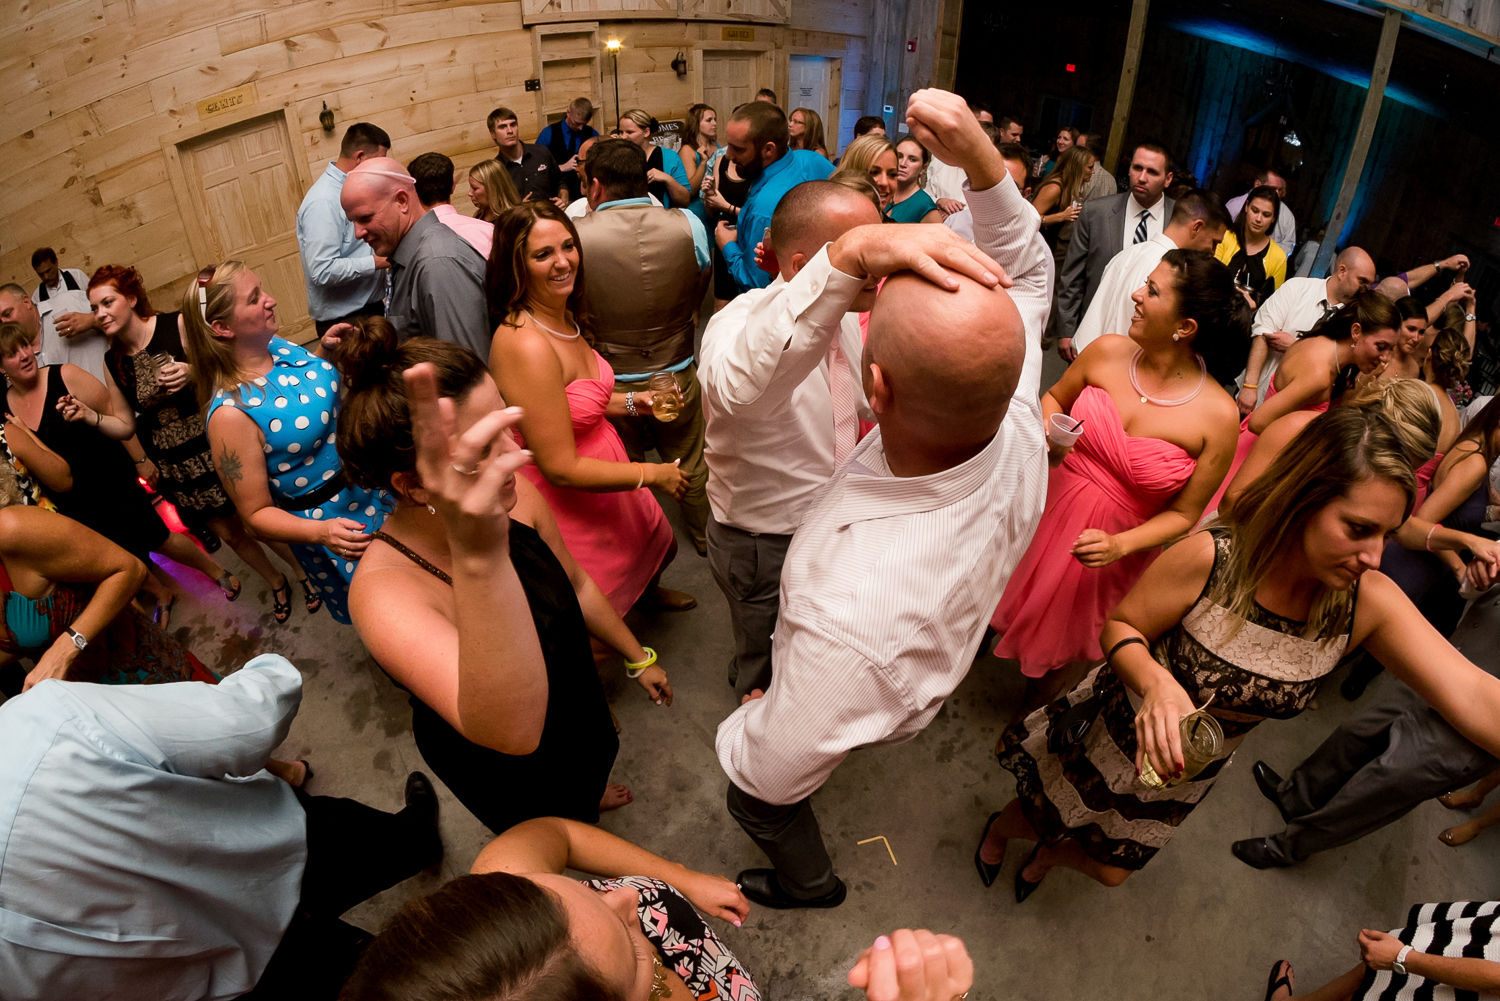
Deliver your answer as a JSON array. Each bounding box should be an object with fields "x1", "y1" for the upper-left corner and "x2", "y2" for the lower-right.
[{"x1": 426, "y1": 504, "x2": 436, "y2": 515}]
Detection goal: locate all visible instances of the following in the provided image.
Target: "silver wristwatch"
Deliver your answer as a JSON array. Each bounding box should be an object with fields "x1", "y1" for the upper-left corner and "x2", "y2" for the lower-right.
[
  {"x1": 1392, "y1": 945, "x2": 1413, "y2": 976},
  {"x1": 1465, "y1": 313, "x2": 1477, "y2": 322},
  {"x1": 66, "y1": 627, "x2": 88, "y2": 652}
]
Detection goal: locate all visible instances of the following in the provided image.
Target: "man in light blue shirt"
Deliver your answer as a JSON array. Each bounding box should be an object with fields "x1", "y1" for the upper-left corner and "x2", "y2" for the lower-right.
[
  {"x1": 0, "y1": 654, "x2": 441, "y2": 1000},
  {"x1": 714, "y1": 102, "x2": 834, "y2": 294},
  {"x1": 296, "y1": 123, "x2": 391, "y2": 336}
]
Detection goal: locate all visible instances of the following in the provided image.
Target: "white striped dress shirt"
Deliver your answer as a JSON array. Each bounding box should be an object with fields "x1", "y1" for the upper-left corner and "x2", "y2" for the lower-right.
[{"x1": 715, "y1": 171, "x2": 1051, "y2": 805}]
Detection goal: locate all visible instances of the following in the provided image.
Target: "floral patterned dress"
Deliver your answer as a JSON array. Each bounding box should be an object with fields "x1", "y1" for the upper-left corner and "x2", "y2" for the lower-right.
[
  {"x1": 583, "y1": 876, "x2": 761, "y2": 1001},
  {"x1": 998, "y1": 527, "x2": 1357, "y2": 870}
]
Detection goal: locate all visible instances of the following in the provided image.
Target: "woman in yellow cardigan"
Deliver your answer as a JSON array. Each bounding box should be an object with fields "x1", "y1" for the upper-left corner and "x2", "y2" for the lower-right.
[{"x1": 1215, "y1": 184, "x2": 1287, "y2": 308}]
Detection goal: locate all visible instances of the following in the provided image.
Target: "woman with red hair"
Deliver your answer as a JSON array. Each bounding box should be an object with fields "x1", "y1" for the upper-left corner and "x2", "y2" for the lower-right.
[{"x1": 77, "y1": 265, "x2": 313, "y2": 623}]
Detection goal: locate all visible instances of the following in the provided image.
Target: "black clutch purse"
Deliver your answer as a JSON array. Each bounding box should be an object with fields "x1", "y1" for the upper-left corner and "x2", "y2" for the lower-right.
[{"x1": 1048, "y1": 694, "x2": 1103, "y2": 755}]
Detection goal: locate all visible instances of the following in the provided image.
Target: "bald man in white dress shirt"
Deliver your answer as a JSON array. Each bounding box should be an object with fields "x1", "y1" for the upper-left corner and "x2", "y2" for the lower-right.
[{"x1": 715, "y1": 89, "x2": 1050, "y2": 909}]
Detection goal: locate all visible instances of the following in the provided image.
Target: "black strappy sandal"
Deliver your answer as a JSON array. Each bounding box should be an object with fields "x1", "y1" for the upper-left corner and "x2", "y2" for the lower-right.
[
  {"x1": 1264, "y1": 960, "x2": 1294, "y2": 1001},
  {"x1": 215, "y1": 571, "x2": 241, "y2": 602},
  {"x1": 299, "y1": 577, "x2": 323, "y2": 615},
  {"x1": 271, "y1": 579, "x2": 292, "y2": 624}
]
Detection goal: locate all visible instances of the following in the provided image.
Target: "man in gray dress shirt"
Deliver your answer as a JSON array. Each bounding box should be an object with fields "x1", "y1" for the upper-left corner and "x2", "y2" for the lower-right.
[{"x1": 341, "y1": 157, "x2": 492, "y2": 358}]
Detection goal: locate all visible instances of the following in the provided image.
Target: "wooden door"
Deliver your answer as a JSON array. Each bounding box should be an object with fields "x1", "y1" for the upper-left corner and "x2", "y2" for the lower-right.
[
  {"x1": 178, "y1": 113, "x2": 312, "y2": 344},
  {"x1": 703, "y1": 52, "x2": 758, "y2": 117},
  {"x1": 788, "y1": 55, "x2": 829, "y2": 124}
]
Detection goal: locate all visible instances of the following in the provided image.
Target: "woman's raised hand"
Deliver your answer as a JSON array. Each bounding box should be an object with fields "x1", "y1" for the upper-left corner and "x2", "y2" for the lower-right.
[
  {"x1": 54, "y1": 394, "x2": 98, "y2": 426},
  {"x1": 1134, "y1": 674, "x2": 1197, "y2": 781},
  {"x1": 404, "y1": 363, "x2": 532, "y2": 559},
  {"x1": 847, "y1": 929, "x2": 974, "y2": 1001}
]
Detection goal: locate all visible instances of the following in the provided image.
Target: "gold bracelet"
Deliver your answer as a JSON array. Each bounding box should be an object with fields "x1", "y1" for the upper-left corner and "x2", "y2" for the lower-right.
[
  {"x1": 633, "y1": 462, "x2": 644, "y2": 490},
  {"x1": 625, "y1": 646, "x2": 657, "y2": 679}
]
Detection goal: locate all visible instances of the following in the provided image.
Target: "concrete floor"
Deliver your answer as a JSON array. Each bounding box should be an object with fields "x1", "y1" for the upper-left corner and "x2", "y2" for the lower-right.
[
  {"x1": 140, "y1": 346, "x2": 1500, "y2": 999},
  {"x1": 151, "y1": 506, "x2": 1500, "y2": 1000}
]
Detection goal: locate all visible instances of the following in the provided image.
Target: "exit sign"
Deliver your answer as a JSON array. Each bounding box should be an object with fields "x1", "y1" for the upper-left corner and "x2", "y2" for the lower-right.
[{"x1": 1065, "y1": 63, "x2": 1077, "y2": 72}]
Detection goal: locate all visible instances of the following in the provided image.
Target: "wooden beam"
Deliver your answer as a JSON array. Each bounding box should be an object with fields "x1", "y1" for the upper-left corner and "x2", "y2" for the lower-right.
[
  {"x1": 1312, "y1": 7, "x2": 1402, "y2": 279},
  {"x1": 1104, "y1": 0, "x2": 1150, "y2": 176}
]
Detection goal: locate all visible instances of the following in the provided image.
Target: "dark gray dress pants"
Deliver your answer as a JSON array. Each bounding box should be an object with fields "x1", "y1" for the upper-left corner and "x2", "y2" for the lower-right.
[
  {"x1": 707, "y1": 516, "x2": 793, "y2": 699},
  {"x1": 726, "y1": 780, "x2": 840, "y2": 898}
]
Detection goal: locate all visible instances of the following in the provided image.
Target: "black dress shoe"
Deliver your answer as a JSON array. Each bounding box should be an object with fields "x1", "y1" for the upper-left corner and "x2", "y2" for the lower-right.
[
  {"x1": 1232, "y1": 837, "x2": 1292, "y2": 870},
  {"x1": 1014, "y1": 844, "x2": 1045, "y2": 903},
  {"x1": 974, "y1": 811, "x2": 1004, "y2": 888},
  {"x1": 403, "y1": 771, "x2": 443, "y2": 865},
  {"x1": 736, "y1": 868, "x2": 846, "y2": 909},
  {"x1": 1252, "y1": 761, "x2": 1291, "y2": 823}
]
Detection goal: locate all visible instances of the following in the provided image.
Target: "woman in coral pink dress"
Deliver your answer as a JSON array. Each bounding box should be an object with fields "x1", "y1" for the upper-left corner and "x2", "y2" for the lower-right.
[
  {"x1": 992, "y1": 249, "x2": 1245, "y2": 706},
  {"x1": 487, "y1": 203, "x2": 694, "y2": 616}
]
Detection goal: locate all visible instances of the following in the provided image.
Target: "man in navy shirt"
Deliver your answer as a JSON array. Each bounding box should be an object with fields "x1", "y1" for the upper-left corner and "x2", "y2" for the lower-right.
[
  {"x1": 537, "y1": 96, "x2": 599, "y2": 203},
  {"x1": 489, "y1": 106, "x2": 564, "y2": 207}
]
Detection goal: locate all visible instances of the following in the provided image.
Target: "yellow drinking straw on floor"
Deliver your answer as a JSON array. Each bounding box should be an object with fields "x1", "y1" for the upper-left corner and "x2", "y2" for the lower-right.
[{"x1": 858, "y1": 835, "x2": 899, "y2": 866}]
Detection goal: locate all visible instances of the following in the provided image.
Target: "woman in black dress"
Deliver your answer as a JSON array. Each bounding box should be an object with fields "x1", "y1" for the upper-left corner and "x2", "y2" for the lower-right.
[
  {"x1": 338, "y1": 322, "x2": 674, "y2": 833},
  {"x1": 704, "y1": 131, "x2": 753, "y2": 311},
  {"x1": 616, "y1": 108, "x2": 691, "y2": 208},
  {"x1": 86, "y1": 265, "x2": 315, "y2": 623},
  {"x1": 0, "y1": 322, "x2": 221, "y2": 625}
]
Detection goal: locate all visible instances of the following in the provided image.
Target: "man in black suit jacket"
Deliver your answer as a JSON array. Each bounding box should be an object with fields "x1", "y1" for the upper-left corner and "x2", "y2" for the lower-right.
[{"x1": 1056, "y1": 143, "x2": 1174, "y2": 360}]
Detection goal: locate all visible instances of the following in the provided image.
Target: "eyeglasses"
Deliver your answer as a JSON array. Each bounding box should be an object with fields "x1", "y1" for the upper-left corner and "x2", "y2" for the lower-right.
[{"x1": 196, "y1": 265, "x2": 216, "y2": 319}]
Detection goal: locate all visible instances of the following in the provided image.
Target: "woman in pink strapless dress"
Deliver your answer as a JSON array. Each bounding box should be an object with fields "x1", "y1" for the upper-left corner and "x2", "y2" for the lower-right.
[
  {"x1": 1205, "y1": 291, "x2": 1399, "y2": 518},
  {"x1": 486, "y1": 203, "x2": 693, "y2": 616},
  {"x1": 993, "y1": 250, "x2": 1245, "y2": 702}
]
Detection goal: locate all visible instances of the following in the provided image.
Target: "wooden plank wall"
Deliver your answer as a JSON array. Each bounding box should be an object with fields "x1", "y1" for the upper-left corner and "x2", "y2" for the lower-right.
[{"x1": 0, "y1": 0, "x2": 876, "y2": 324}]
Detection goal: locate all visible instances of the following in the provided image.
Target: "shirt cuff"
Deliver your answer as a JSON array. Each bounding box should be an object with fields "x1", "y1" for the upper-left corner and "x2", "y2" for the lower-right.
[{"x1": 781, "y1": 245, "x2": 866, "y2": 326}]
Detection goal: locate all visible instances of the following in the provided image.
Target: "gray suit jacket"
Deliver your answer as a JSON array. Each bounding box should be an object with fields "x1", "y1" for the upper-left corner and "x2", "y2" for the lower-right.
[{"x1": 1056, "y1": 192, "x2": 1173, "y2": 340}]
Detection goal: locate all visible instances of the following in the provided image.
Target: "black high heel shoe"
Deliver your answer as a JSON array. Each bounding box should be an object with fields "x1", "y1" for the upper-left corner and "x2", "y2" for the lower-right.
[
  {"x1": 974, "y1": 811, "x2": 1004, "y2": 888},
  {"x1": 1014, "y1": 843, "x2": 1045, "y2": 903}
]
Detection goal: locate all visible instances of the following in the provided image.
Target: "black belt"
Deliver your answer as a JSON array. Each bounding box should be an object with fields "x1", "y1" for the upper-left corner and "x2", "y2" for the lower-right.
[{"x1": 275, "y1": 470, "x2": 347, "y2": 512}]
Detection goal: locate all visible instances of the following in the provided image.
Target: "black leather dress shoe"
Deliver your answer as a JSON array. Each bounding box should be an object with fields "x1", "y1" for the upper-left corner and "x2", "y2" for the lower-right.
[
  {"x1": 1232, "y1": 837, "x2": 1293, "y2": 870},
  {"x1": 403, "y1": 771, "x2": 443, "y2": 866},
  {"x1": 736, "y1": 868, "x2": 846, "y2": 909},
  {"x1": 1252, "y1": 761, "x2": 1290, "y2": 822}
]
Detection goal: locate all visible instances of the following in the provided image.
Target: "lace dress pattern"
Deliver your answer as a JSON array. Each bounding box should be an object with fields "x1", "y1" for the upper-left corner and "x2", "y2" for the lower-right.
[
  {"x1": 583, "y1": 876, "x2": 761, "y2": 1001},
  {"x1": 997, "y1": 527, "x2": 1355, "y2": 869}
]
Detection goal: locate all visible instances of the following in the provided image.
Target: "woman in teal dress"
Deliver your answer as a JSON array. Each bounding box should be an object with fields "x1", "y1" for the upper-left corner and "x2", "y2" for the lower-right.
[
  {"x1": 184, "y1": 261, "x2": 392, "y2": 625},
  {"x1": 886, "y1": 137, "x2": 945, "y2": 224}
]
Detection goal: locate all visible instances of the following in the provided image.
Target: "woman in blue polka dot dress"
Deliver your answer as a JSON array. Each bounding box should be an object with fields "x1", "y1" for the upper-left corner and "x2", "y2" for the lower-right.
[{"x1": 183, "y1": 262, "x2": 392, "y2": 624}]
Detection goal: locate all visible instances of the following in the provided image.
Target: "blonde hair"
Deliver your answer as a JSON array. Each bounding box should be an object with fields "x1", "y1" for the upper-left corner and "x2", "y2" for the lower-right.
[
  {"x1": 1219, "y1": 407, "x2": 1417, "y2": 642},
  {"x1": 0, "y1": 452, "x2": 25, "y2": 509},
  {"x1": 181, "y1": 259, "x2": 253, "y2": 408},
  {"x1": 1346, "y1": 377, "x2": 1441, "y2": 469},
  {"x1": 834, "y1": 134, "x2": 897, "y2": 185},
  {"x1": 468, "y1": 159, "x2": 520, "y2": 222}
]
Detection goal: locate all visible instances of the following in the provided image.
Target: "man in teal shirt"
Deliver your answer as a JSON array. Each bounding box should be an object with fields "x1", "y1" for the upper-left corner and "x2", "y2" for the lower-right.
[{"x1": 714, "y1": 102, "x2": 834, "y2": 294}]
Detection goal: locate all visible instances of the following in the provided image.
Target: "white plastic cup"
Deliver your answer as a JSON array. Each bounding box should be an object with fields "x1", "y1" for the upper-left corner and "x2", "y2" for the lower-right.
[{"x1": 1047, "y1": 413, "x2": 1085, "y2": 448}]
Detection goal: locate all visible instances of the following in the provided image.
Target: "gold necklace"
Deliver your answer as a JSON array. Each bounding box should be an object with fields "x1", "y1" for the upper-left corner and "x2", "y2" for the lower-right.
[{"x1": 649, "y1": 954, "x2": 673, "y2": 1000}]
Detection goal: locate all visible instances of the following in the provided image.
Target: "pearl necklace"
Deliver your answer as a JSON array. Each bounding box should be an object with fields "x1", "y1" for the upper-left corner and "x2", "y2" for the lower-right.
[
  {"x1": 527, "y1": 310, "x2": 581, "y2": 340},
  {"x1": 1128, "y1": 349, "x2": 1207, "y2": 407}
]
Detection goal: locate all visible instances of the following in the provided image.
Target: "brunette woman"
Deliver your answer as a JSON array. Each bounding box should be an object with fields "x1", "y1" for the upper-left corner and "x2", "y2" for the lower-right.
[
  {"x1": 343, "y1": 331, "x2": 672, "y2": 831},
  {"x1": 992, "y1": 250, "x2": 1246, "y2": 706},
  {"x1": 703, "y1": 123, "x2": 752, "y2": 311},
  {"x1": 1214, "y1": 184, "x2": 1287, "y2": 307},
  {"x1": 887, "y1": 137, "x2": 945, "y2": 224},
  {"x1": 1036, "y1": 126, "x2": 1079, "y2": 179},
  {"x1": 679, "y1": 102, "x2": 720, "y2": 225},
  {"x1": 85, "y1": 264, "x2": 307, "y2": 612},
  {"x1": 1030, "y1": 145, "x2": 1097, "y2": 262},
  {"x1": 979, "y1": 407, "x2": 1500, "y2": 899},
  {"x1": 184, "y1": 261, "x2": 392, "y2": 624},
  {"x1": 789, "y1": 107, "x2": 829, "y2": 158},
  {"x1": 485, "y1": 203, "x2": 692, "y2": 616}
]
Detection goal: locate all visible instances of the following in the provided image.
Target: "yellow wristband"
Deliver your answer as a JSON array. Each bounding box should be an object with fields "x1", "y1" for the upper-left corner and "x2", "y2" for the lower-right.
[
  {"x1": 625, "y1": 646, "x2": 657, "y2": 679},
  {"x1": 1243, "y1": 383, "x2": 1258, "y2": 390}
]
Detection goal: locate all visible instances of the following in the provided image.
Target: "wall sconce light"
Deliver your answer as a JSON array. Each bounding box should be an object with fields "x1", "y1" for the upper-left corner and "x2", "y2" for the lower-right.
[
  {"x1": 672, "y1": 50, "x2": 687, "y2": 77},
  {"x1": 319, "y1": 102, "x2": 335, "y2": 133},
  {"x1": 606, "y1": 38, "x2": 621, "y2": 51}
]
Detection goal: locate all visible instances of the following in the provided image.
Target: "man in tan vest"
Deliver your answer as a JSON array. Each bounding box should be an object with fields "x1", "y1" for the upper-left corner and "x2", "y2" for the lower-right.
[{"x1": 574, "y1": 138, "x2": 713, "y2": 553}]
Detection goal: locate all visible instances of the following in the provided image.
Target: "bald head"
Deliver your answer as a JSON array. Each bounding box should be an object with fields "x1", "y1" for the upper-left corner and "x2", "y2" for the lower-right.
[
  {"x1": 865, "y1": 273, "x2": 1025, "y2": 456},
  {"x1": 770, "y1": 180, "x2": 883, "y2": 305},
  {"x1": 341, "y1": 157, "x2": 424, "y2": 258},
  {"x1": 1374, "y1": 276, "x2": 1410, "y2": 301},
  {"x1": 1330, "y1": 246, "x2": 1376, "y2": 303}
]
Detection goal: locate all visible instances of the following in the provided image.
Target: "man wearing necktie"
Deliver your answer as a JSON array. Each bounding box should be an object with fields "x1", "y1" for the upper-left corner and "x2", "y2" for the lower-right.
[{"x1": 1053, "y1": 143, "x2": 1175, "y2": 360}]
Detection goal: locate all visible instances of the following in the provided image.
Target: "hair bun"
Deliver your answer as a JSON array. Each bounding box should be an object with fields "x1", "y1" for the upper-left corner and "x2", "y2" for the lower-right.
[{"x1": 337, "y1": 315, "x2": 402, "y2": 392}]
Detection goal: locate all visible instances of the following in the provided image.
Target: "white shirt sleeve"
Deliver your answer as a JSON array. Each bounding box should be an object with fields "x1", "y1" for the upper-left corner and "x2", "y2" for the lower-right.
[
  {"x1": 965, "y1": 172, "x2": 1049, "y2": 405},
  {"x1": 698, "y1": 245, "x2": 866, "y2": 418},
  {"x1": 1252, "y1": 280, "x2": 1298, "y2": 338}
]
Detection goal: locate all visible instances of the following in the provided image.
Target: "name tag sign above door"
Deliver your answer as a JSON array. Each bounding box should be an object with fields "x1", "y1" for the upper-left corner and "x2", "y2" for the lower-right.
[
  {"x1": 722, "y1": 26, "x2": 755, "y2": 41},
  {"x1": 197, "y1": 86, "x2": 257, "y2": 121}
]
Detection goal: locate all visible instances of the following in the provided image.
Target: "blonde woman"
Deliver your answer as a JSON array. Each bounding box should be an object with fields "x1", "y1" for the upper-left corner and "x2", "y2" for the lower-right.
[
  {"x1": 832, "y1": 134, "x2": 899, "y2": 210},
  {"x1": 979, "y1": 407, "x2": 1500, "y2": 899},
  {"x1": 617, "y1": 109, "x2": 691, "y2": 207},
  {"x1": 468, "y1": 159, "x2": 521, "y2": 222},
  {"x1": 789, "y1": 107, "x2": 828, "y2": 158},
  {"x1": 183, "y1": 261, "x2": 393, "y2": 624},
  {"x1": 1031, "y1": 145, "x2": 1096, "y2": 261}
]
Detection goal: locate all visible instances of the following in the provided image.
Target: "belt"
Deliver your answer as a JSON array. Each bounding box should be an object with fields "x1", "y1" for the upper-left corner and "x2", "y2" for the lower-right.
[{"x1": 275, "y1": 470, "x2": 347, "y2": 512}]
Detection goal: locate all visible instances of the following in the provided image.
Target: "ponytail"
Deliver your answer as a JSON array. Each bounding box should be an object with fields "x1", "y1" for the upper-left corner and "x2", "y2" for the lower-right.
[{"x1": 181, "y1": 260, "x2": 251, "y2": 408}]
